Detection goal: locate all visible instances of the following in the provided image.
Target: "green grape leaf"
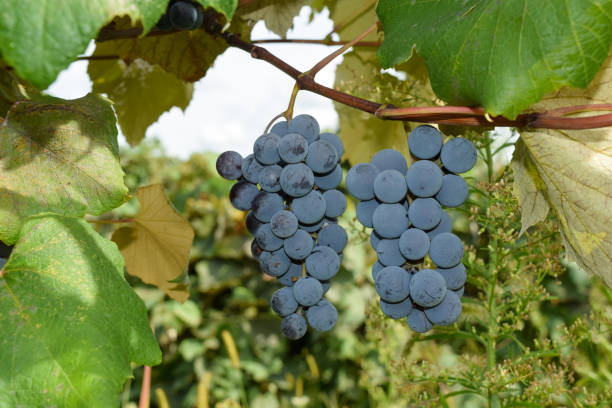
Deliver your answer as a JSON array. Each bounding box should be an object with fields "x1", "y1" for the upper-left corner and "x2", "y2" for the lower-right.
[
  {"x1": 196, "y1": 0, "x2": 238, "y2": 20},
  {"x1": 334, "y1": 50, "x2": 437, "y2": 165},
  {"x1": 511, "y1": 55, "x2": 612, "y2": 286},
  {"x1": 88, "y1": 54, "x2": 194, "y2": 146},
  {"x1": 0, "y1": 214, "x2": 161, "y2": 407},
  {"x1": 0, "y1": 0, "x2": 168, "y2": 89},
  {"x1": 237, "y1": 0, "x2": 310, "y2": 38},
  {"x1": 0, "y1": 93, "x2": 128, "y2": 245},
  {"x1": 377, "y1": 0, "x2": 612, "y2": 119}
]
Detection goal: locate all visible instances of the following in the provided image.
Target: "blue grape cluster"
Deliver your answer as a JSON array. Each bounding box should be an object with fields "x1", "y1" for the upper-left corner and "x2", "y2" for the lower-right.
[
  {"x1": 347, "y1": 125, "x2": 475, "y2": 333},
  {"x1": 217, "y1": 114, "x2": 347, "y2": 340},
  {"x1": 156, "y1": 1, "x2": 204, "y2": 31}
]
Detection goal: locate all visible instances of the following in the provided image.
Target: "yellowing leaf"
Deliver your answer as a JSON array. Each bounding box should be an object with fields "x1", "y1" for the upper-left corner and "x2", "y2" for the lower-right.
[
  {"x1": 237, "y1": 0, "x2": 310, "y2": 38},
  {"x1": 512, "y1": 56, "x2": 612, "y2": 285},
  {"x1": 112, "y1": 184, "x2": 194, "y2": 302}
]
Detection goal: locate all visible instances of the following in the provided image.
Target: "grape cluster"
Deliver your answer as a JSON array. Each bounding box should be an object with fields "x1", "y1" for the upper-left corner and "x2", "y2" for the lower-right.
[
  {"x1": 217, "y1": 114, "x2": 347, "y2": 340},
  {"x1": 347, "y1": 125, "x2": 475, "y2": 333},
  {"x1": 156, "y1": 1, "x2": 204, "y2": 31}
]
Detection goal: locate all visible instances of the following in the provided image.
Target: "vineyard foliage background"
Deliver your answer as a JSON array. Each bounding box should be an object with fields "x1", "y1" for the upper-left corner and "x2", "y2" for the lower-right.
[{"x1": 0, "y1": 0, "x2": 611, "y2": 407}]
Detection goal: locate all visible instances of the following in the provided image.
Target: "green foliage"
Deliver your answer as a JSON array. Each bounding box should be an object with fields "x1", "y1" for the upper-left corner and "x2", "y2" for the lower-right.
[
  {"x1": 377, "y1": 0, "x2": 612, "y2": 118},
  {"x1": 0, "y1": 214, "x2": 161, "y2": 407}
]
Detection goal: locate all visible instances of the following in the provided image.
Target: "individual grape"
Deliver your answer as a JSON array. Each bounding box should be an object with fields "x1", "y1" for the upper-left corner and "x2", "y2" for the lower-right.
[
  {"x1": 346, "y1": 163, "x2": 379, "y2": 200},
  {"x1": 156, "y1": 13, "x2": 172, "y2": 31},
  {"x1": 427, "y1": 210, "x2": 453, "y2": 240},
  {"x1": 370, "y1": 231, "x2": 382, "y2": 250},
  {"x1": 169, "y1": 1, "x2": 200, "y2": 30},
  {"x1": 429, "y1": 232, "x2": 464, "y2": 268},
  {"x1": 371, "y1": 260, "x2": 384, "y2": 281},
  {"x1": 241, "y1": 154, "x2": 265, "y2": 184},
  {"x1": 193, "y1": 6, "x2": 204, "y2": 28},
  {"x1": 293, "y1": 277, "x2": 323, "y2": 306},
  {"x1": 229, "y1": 181, "x2": 260, "y2": 211},
  {"x1": 440, "y1": 137, "x2": 477, "y2": 174},
  {"x1": 270, "y1": 210, "x2": 298, "y2": 238},
  {"x1": 356, "y1": 198, "x2": 380, "y2": 228},
  {"x1": 299, "y1": 219, "x2": 325, "y2": 233},
  {"x1": 278, "y1": 262, "x2": 303, "y2": 286},
  {"x1": 437, "y1": 263, "x2": 467, "y2": 290},
  {"x1": 408, "y1": 198, "x2": 442, "y2": 231},
  {"x1": 253, "y1": 133, "x2": 281, "y2": 165},
  {"x1": 270, "y1": 120, "x2": 289, "y2": 137},
  {"x1": 372, "y1": 203, "x2": 410, "y2": 239},
  {"x1": 398, "y1": 228, "x2": 430, "y2": 260},
  {"x1": 314, "y1": 164, "x2": 342, "y2": 190},
  {"x1": 306, "y1": 140, "x2": 338, "y2": 174},
  {"x1": 305, "y1": 299, "x2": 338, "y2": 331},
  {"x1": 259, "y1": 165, "x2": 282, "y2": 192},
  {"x1": 278, "y1": 133, "x2": 308, "y2": 163},
  {"x1": 281, "y1": 313, "x2": 307, "y2": 340},
  {"x1": 259, "y1": 248, "x2": 291, "y2": 276},
  {"x1": 292, "y1": 190, "x2": 326, "y2": 224},
  {"x1": 406, "y1": 308, "x2": 433, "y2": 333},
  {"x1": 375, "y1": 266, "x2": 411, "y2": 303},
  {"x1": 288, "y1": 114, "x2": 320, "y2": 144},
  {"x1": 373, "y1": 169, "x2": 408, "y2": 203},
  {"x1": 251, "y1": 240, "x2": 263, "y2": 259},
  {"x1": 271, "y1": 287, "x2": 298, "y2": 317},
  {"x1": 283, "y1": 229, "x2": 314, "y2": 260},
  {"x1": 255, "y1": 224, "x2": 284, "y2": 251},
  {"x1": 408, "y1": 125, "x2": 443, "y2": 159},
  {"x1": 405, "y1": 160, "x2": 443, "y2": 198},
  {"x1": 380, "y1": 297, "x2": 413, "y2": 319},
  {"x1": 317, "y1": 223, "x2": 348, "y2": 253},
  {"x1": 280, "y1": 163, "x2": 314, "y2": 197},
  {"x1": 424, "y1": 290, "x2": 462, "y2": 326},
  {"x1": 376, "y1": 239, "x2": 405, "y2": 266},
  {"x1": 410, "y1": 269, "x2": 447, "y2": 307},
  {"x1": 246, "y1": 211, "x2": 262, "y2": 235},
  {"x1": 435, "y1": 174, "x2": 469, "y2": 207},
  {"x1": 319, "y1": 132, "x2": 344, "y2": 159},
  {"x1": 322, "y1": 189, "x2": 347, "y2": 218},
  {"x1": 251, "y1": 192, "x2": 285, "y2": 222},
  {"x1": 305, "y1": 246, "x2": 340, "y2": 280},
  {"x1": 370, "y1": 148, "x2": 408, "y2": 174},
  {"x1": 216, "y1": 150, "x2": 243, "y2": 180},
  {"x1": 319, "y1": 279, "x2": 331, "y2": 294},
  {"x1": 454, "y1": 286, "x2": 465, "y2": 297}
]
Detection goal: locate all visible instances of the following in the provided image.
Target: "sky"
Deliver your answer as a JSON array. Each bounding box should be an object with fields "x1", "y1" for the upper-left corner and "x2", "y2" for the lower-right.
[{"x1": 46, "y1": 7, "x2": 341, "y2": 159}]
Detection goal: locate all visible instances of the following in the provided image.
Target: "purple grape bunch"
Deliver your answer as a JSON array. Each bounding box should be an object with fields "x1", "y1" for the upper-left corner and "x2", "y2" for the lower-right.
[
  {"x1": 216, "y1": 114, "x2": 347, "y2": 340},
  {"x1": 347, "y1": 125, "x2": 475, "y2": 333}
]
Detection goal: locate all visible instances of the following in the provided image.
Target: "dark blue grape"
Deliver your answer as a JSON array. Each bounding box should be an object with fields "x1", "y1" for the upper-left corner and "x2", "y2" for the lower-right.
[
  {"x1": 253, "y1": 133, "x2": 281, "y2": 165},
  {"x1": 376, "y1": 239, "x2": 405, "y2": 266},
  {"x1": 305, "y1": 299, "x2": 338, "y2": 331},
  {"x1": 280, "y1": 163, "x2": 314, "y2": 197},
  {"x1": 278, "y1": 133, "x2": 308, "y2": 163},
  {"x1": 408, "y1": 125, "x2": 443, "y2": 159},
  {"x1": 398, "y1": 228, "x2": 430, "y2": 260},
  {"x1": 380, "y1": 297, "x2": 413, "y2": 319},
  {"x1": 288, "y1": 114, "x2": 320, "y2": 143},
  {"x1": 270, "y1": 210, "x2": 298, "y2": 238},
  {"x1": 356, "y1": 198, "x2": 380, "y2": 228},
  {"x1": 370, "y1": 231, "x2": 382, "y2": 250},
  {"x1": 427, "y1": 210, "x2": 453, "y2": 240},
  {"x1": 299, "y1": 219, "x2": 325, "y2": 233},
  {"x1": 454, "y1": 286, "x2": 465, "y2": 297},
  {"x1": 371, "y1": 260, "x2": 384, "y2": 281},
  {"x1": 317, "y1": 223, "x2": 348, "y2": 253},
  {"x1": 373, "y1": 169, "x2": 408, "y2": 203},
  {"x1": 292, "y1": 190, "x2": 326, "y2": 224},
  {"x1": 255, "y1": 224, "x2": 284, "y2": 251},
  {"x1": 306, "y1": 140, "x2": 338, "y2": 174},
  {"x1": 314, "y1": 164, "x2": 342, "y2": 190},
  {"x1": 408, "y1": 198, "x2": 441, "y2": 230},
  {"x1": 278, "y1": 262, "x2": 303, "y2": 286},
  {"x1": 305, "y1": 246, "x2": 340, "y2": 280},
  {"x1": 320, "y1": 279, "x2": 331, "y2": 294},
  {"x1": 251, "y1": 240, "x2": 263, "y2": 259},
  {"x1": 251, "y1": 192, "x2": 284, "y2": 222},
  {"x1": 437, "y1": 263, "x2": 466, "y2": 290},
  {"x1": 440, "y1": 137, "x2": 477, "y2": 173},
  {"x1": 270, "y1": 120, "x2": 289, "y2": 137},
  {"x1": 429, "y1": 232, "x2": 464, "y2": 268},
  {"x1": 406, "y1": 308, "x2": 433, "y2": 333},
  {"x1": 246, "y1": 211, "x2": 262, "y2": 235},
  {"x1": 271, "y1": 287, "x2": 298, "y2": 317},
  {"x1": 293, "y1": 277, "x2": 323, "y2": 306},
  {"x1": 169, "y1": 1, "x2": 200, "y2": 30},
  {"x1": 372, "y1": 203, "x2": 410, "y2": 239},
  {"x1": 405, "y1": 160, "x2": 443, "y2": 198},
  {"x1": 216, "y1": 151, "x2": 243, "y2": 180},
  {"x1": 259, "y1": 165, "x2": 282, "y2": 192},
  {"x1": 229, "y1": 181, "x2": 260, "y2": 211},
  {"x1": 322, "y1": 189, "x2": 346, "y2": 218},
  {"x1": 435, "y1": 174, "x2": 469, "y2": 207},
  {"x1": 241, "y1": 154, "x2": 265, "y2": 184},
  {"x1": 281, "y1": 313, "x2": 307, "y2": 340},
  {"x1": 346, "y1": 163, "x2": 379, "y2": 200},
  {"x1": 370, "y1": 148, "x2": 408, "y2": 173},
  {"x1": 259, "y1": 248, "x2": 291, "y2": 276},
  {"x1": 410, "y1": 269, "x2": 446, "y2": 307},
  {"x1": 283, "y1": 229, "x2": 314, "y2": 260},
  {"x1": 424, "y1": 290, "x2": 462, "y2": 326},
  {"x1": 319, "y1": 132, "x2": 344, "y2": 159},
  {"x1": 375, "y1": 266, "x2": 411, "y2": 303}
]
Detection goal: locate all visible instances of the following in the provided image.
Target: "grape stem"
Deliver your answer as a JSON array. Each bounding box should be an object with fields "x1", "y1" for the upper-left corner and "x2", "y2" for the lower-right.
[
  {"x1": 138, "y1": 366, "x2": 152, "y2": 408},
  {"x1": 95, "y1": 17, "x2": 612, "y2": 130}
]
